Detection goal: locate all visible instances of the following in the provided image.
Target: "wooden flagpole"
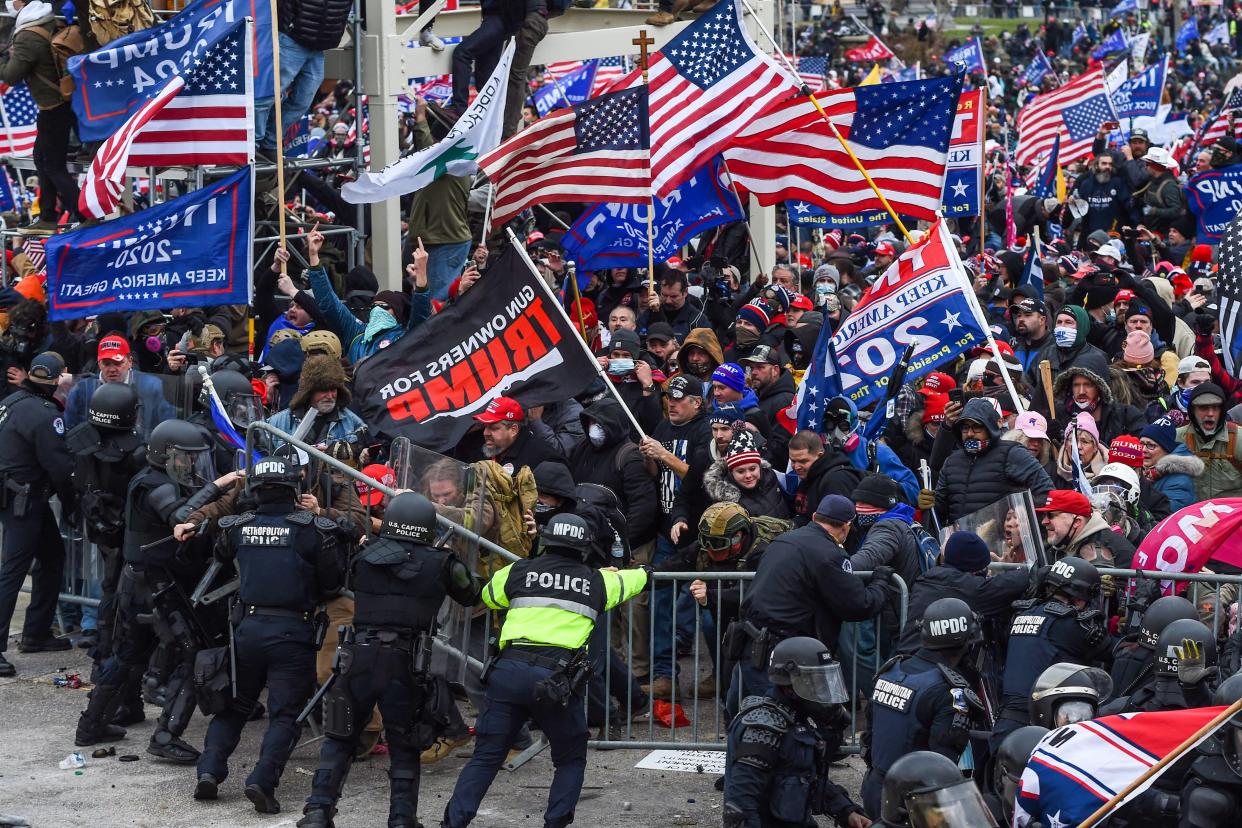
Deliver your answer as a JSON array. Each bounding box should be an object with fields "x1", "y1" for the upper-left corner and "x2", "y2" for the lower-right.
[
  {"x1": 269, "y1": 0, "x2": 287, "y2": 275},
  {"x1": 633, "y1": 28, "x2": 657, "y2": 304}
]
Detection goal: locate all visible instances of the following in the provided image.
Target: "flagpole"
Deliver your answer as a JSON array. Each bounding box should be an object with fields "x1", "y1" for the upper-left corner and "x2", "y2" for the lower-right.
[
  {"x1": 978, "y1": 84, "x2": 987, "y2": 256},
  {"x1": 1077, "y1": 698, "x2": 1242, "y2": 828},
  {"x1": 740, "y1": 0, "x2": 913, "y2": 243},
  {"x1": 719, "y1": 157, "x2": 768, "y2": 277},
  {"x1": 567, "y1": 267, "x2": 590, "y2": 343},
  {"x1": 268, "y1": 0, "x2": 287, "y2": 275},
  {"x1": 632, "y1": 28, "x2": 657, "y2": 305},
  {"x1": 506, "y1": 227, "x2": 649, "y2": 440}
]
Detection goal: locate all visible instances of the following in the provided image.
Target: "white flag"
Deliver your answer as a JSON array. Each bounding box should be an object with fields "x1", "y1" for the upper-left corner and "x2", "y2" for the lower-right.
[
  {"x1": 1130, "y1": 31, "x2": 1150, "y2": 65},
  {"x1": 342, "y1": 40, "x2": 515, "y2": 204}
]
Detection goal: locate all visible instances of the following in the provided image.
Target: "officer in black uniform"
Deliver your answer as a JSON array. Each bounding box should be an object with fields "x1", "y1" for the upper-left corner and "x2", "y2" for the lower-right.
[
  {"x1": 1028, "y1": 663, "x2": 1112, "y2": 728},
  {"x1": 74, "y1": 419, "x2": 229, "y2": 761},
  {"x1": 194, "y1": 456, "x2": 344, "y2": 814},
  {"x1": 861, "y1": 597, "x2": 989, "y2": 818},
  {"x1": 1179, "y1": 673, "x2": 1242, "y2": 828},
  {"x1": 723, "y1": 636, "x2": 868, "y2": 828},
  {"x1": 1107, "y1": 618, "x2": 1219, "y2": 714},
  {"x1": 297, "y1": 492, "x2": 479, "y2": 828},
  {"x1": 66, "y1": 382, "x2": 147, "y2": 666},
  {"x1": 992, "y1": 556, "x2": 1113, "y2": 752},
  {"x1": 0, "y1": 352, "x2": 76, "y2": 678},
  {"x1": 193, "y1": 367, "x2": 265, "y2": 469},
  {"x1": 876, "y1": 750, "x2": 997, "y2": 828},
  {"x1": 987, "y1": 726, "x2": 1049, "y2": 826},
  {"x1": 1110, "y1": 594, "x2": 1197, "y2": 698}
]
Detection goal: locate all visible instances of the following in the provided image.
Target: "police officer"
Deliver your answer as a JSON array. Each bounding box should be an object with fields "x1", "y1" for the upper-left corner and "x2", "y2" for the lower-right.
[
  {"x1": 862, "y1": 598, "x2": 989, "y2": 818},
  {"x1": 1108, "y1": 618, "x2": 1219, "y2": 713},
  {"x1": 194, "y1": 456, "x2": 345, "y2": 814},
  {"x1": 441, "y1": 513, "x2": 649, "y2": 828},
  {"x1": 1179, "y1": 673, "x2": 1242, "y2": 828},
  {"x1": 1110, "y1": 594, "x2": 1197, "y2": 698},
  {"x1": 297, "y1": 492, "x2": 479, "y2": 828},
  {"x1": 992, "y1": 556, "x2": 1112, "y2": 751},
  {"x1": 877, "y1": 750, "x2": 997, "y2": 828},
  {"x1": 0, "y1": 352, "x2": 76, "y2": 678},
  {"x1": 724, "y1": 636, "x2": 868, "y2": 828},
  {"x1": 66, "y1": 382, "x2": 147, "y2": 666},
  {"x1": 987, "y1": 726, "x2": 1048, "y2": 826},
  {"x1": 74, "y1": 419, "x2": 229, "y2": 761},
  {"x1": 1028, "y1": 663, "x2": 1111, "y2": 728}
]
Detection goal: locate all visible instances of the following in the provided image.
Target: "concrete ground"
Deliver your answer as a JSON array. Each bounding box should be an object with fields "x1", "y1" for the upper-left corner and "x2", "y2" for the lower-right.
[{"x1": 0, "y1": 589, "x2": 866, "y2": 827}]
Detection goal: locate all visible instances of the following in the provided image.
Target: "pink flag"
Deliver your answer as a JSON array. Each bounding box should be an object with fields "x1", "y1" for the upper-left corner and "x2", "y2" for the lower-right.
[{"x1": 1132, "y1": 498, "x2": 1242, "y2": 592}]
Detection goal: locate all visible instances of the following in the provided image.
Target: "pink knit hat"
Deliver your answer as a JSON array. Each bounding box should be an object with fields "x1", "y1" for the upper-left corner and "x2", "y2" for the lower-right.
[
  {"x1": 1064, "y1": 411, "x2": 1099, "y2": 443},
  {"x1": 1123, "y1": 329, "x2": 1154, "y2": 365}
]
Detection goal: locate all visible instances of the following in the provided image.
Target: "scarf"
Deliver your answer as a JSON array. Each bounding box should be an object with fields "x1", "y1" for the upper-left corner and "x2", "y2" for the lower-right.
[{"x1": 362, "y1": 306, "x2": 397, "y2": 345}]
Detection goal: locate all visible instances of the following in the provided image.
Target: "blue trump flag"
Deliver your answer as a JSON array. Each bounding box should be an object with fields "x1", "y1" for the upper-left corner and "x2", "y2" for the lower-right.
[
  {"x1": 1112, "y1": 57, "x2": 1167, "y2": 120},
  {"x1": 1092, "y1": 28, "x2": 1128, "y2": 60},
  {"x1": 45, "y1": 167, "x2": 253, "y2": 321},
  {"x1": 531, "y1": 61, "x2": 598, "y2": 116},
  {"x1": 283, "y1": 114, "x2": 316, "y2": 158},
  {"x1": 1177, "y1": 17, "x2": 1199, "y2": 53},
  {"x1": 69, "y1": 0, "x2": 268, "y2": 142},
  {"x1": 1110, "y1": 0, "x2": 1137, "y2": 16},
  {"x1": 1021, "y1": 49, "x2": 1053, "y2": 89},
  {"x1": 1031, "y1": 134, "x2": 1060, "y2": 201},
  {"x1": 944, "y1": 38, "x2": 985, "y2": 74},
  {"x1": 1186, "y1": 165, "x2": 1242, "y2": 244},
  {"x1": 561, "y1": 156, "x2": 742, "y2": 269},
  {"x1": 1019, "y1": 235, "x2": 1044, "y2": 300},
  {"x1": 0, "y1": 168, "x2": 15, "y2": 212}
]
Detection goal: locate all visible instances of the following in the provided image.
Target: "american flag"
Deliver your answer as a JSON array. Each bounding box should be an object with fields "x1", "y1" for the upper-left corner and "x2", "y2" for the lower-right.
[
  {"x1": 479, "y1": 86, "x2": 650, "y2": 227},
  {"x1": 1217, "y1": 214, "x2": 1242, "y2": 375},
  {"x1": 80, "y1": 23, "x2": 252, "y2": 219},
  {"x1": 791, "y1": 55, "x2": 827, "y2": 92},
  {"x1": 592, "y1": 56, "x2": 630, "y2": 95},
  {"x1": 1015, "y1": 66, "x2": 1110, "y2": 169},
  {"x1": 724, "y1": 75, "x2": 962, "y2": 222},
  {"x1": 646, "y1": 0, "x2": 796, "y2": 197},
  {"x1": 1201, "y1": 89, "x2": 1242, "y2": 145},
  {"x1": 21, "y1": 236, "x2": 45, "y2": 272},
  {"x1": 0, "y1": 83, "x2": 38, "y2": 157}
]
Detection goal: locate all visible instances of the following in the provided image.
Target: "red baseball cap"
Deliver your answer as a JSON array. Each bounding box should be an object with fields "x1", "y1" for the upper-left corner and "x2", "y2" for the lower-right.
[
  {"x1": 356, "y1": 464, "x2": 395, "y2": 508},
  {"x1": 1115, "y1": 288, "x2": 1136, "y2": 302},
  {"x1": 98, "y1": 335, "x2": 131, "y2": 363},
  {"x1": 920, "y1": 371, "x2": 957, "y2": 394},
  {"x1": 1034, "y1": 489, "x2": 1092, "y2": 517},
  {"x1": 474, "y1": 396, "x2": 524, "y2": 424},
  {"x1": 789, "y1": 293, "x2": 814, "y2": 311},
  {"x1": 875, "y1": 242, "x2": 897, "y2": 257}
]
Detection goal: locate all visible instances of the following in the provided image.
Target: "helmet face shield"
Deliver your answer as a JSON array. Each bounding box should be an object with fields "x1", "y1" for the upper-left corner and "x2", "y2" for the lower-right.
[
  {"x1": 226, "y1": 390, "x2": 264, "y2": 429},
  {"x1": 167, "y1": 446, "x2": 215, "y2": 488},
  {"x1": 1053, "y1": 699, "x2": 1096, "y2": 728},
  {"x1": 907, "y1": 780, "x2": 997, "y2": 828},
  {"x1": 789, "y1": 660, "x2": 849, "y2": 705}
]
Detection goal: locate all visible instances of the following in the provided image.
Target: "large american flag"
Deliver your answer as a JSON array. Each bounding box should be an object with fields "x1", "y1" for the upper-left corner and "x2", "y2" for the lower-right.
[
  {"x1": 80, "y1": 23, "x2": 252, "y2": 219},
  {"x1": 1201, "y1": 88, "x2": 1242, "y2": 145},
  {"x1": 0, "y1": 83, "x2": 37, "y2": 157},
  {"x1": 1016, "y1": 66, "x2": 1112, "y2": 168},
  {"x1": 479, "y1": 86, "x2": 650, "y2": 227},
  {"x1": 724, "y1": 75, "x2": 962, "y2": 222},
  {"x1": 1217, "y1": 214, "x2": 1242, "y2": 376},
  {"x1": 647, "y1": 0, "x2": 796, "y2": 197}
]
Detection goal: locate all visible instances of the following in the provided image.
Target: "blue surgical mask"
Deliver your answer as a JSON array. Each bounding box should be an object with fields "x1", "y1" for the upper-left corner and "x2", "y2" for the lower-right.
[
  {"x1": 815, "y1": 283, "x2": 834, "y2": 297},
  {"x1": 607, "y1": 358, "x2": 635, "y2": 376},
  {"x1": 1104, "y1": 310, "x2": 1117, "y2": 325},
  {"x1": 1178, "y1": 386, "x2": 1194, "y2": 407},
  {"x1": 1054, "y1": 326, "x2": 1077, "y2": 348}
]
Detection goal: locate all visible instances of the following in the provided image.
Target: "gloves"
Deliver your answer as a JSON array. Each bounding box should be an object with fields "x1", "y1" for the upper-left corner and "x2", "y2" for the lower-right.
[
  {"x1": 870, "y1": 564, "x2": 895, "y2": 586},
  {"x1": 1177, "y1": 637, "x2": 1214, "y2": 685},
  {"x1": 917, "y1": 488, "x2": 936, "y2": 511},
  {"x1": 1194, "y1": 312, "x2": 1217, "y2": 335},
  {"x1": 639, "y1": 564, "x2": 656, "y2": 592}
]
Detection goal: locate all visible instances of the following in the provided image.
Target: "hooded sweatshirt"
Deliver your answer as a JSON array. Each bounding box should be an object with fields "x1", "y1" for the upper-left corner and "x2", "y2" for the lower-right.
[{"x1": 568, "y1": 397, "x2": 659, "y2": 544}]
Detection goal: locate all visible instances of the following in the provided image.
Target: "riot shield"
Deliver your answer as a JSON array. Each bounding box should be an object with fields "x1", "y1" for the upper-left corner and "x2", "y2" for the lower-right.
[{"x1": 940, "y1": 490, "x2": 1045, "y2": 568}]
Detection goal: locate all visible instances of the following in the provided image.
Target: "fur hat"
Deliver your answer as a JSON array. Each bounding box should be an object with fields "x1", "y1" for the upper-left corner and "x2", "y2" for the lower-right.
[{"x1": 289, "y1": 355, "x2": 351, "y2": 412}]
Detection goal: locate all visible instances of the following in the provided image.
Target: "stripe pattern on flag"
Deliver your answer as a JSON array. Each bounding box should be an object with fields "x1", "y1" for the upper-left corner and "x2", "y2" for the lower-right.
[
  {"x1": 1016, "y1": 66, "x2": 1109, "y2": 168},
  {"x1": 0, "y1": 83, "x2": 38, "y2": 156}
]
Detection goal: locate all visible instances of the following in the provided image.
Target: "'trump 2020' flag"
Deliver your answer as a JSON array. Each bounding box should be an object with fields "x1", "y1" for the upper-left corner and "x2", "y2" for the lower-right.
[
  {"x1": 1112, "y1": 57, "x2": 1168, "y2": 120},
  {"x1": 353, "y1": 243, "x2": 598, "y2": 451},
  {"x1": 830, "y1": 219, "x2": 987, "y2": 408},
  {"x1": 45, "y1": 166, "x2": 253, "y2": 321},
  {"x1": 1015, "y1": 707, "x2": 1228, "y2": 827},
  {"x1": 561, "y1": 156, "x2": 742, "y2": 269},
  {"x1": 343, "y1": 40, "x2": 513, "y2": 204},
  {"x1": 1185, "y1": 165, "x2": 1242, "y2": 245}
]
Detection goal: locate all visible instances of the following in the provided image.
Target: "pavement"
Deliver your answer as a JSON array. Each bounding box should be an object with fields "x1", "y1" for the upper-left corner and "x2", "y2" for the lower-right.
[{"x1": 0, "y1": 588, "x2": 867, "y2": 827}]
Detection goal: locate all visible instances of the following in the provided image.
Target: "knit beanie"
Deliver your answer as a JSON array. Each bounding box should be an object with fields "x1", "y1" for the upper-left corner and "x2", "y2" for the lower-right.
[
  {"x1": 1108, "y1": 435, "x2": 1144, "y2": 469},
  {"x1": 1065, "y1": 411, "x2": 1100, "y2": 444},
  {"x1": 711, "y1": 362, "x2": 747, "y2": 393},
  {"x1": 725, "y1": 431, "x2": 762, "y2": 471},
  {"x1": 943, "y1": 531, "x2": 992, "y2": 573},
  {"x1": 1140, "y1": 420, "x2": 1179, "y2": 454},
  {"x1": 1122, "y1": 330, "x2": 1155, "y2": 365},
  {"x1": 736, "y1": 302, "x2": 771, "y2": 331}
]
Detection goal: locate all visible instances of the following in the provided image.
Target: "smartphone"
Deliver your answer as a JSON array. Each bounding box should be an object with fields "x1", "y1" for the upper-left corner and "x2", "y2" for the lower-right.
[
  {"x1": 1102, "y1": 120, "x2": 1120, "y2": 130},
  {"x1": 948, "y1": 388, "x2": 964, "y2": 405}
]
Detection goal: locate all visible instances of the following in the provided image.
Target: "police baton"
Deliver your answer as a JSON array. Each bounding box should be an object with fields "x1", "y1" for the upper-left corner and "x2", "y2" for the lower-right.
[{"x1": 296, "y1": 671, "x2": 336, "y2": 726}]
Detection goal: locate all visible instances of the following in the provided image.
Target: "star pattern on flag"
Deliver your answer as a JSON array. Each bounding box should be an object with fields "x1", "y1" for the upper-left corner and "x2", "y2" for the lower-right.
[
  {"x1": 942, "y1": 310, "x2": 962, "y2": 331},
  {"x1": 1217, "y1": 215, "x2": 1242, "y2": 374},
  {"x1": 574, "y1": 88, "x2": 649, "y2": 152},
  {"x1": 2, "y1": 83, "x2": 37, "y2": 127},
  {"x1": 663, "y1": 3, "x2": 750, "y2": 88},
  {"x1": 851, "y1": 78, "x2": 958, "y2": 150},
  {"x1": 1062, "y1": 94, "x2": 1113, "y2": 141},
  {"x1": 951, "y1": 180, "x2": 969, "y2": 197},
  {"x1": 184, "y1": 31, "x2": 243, "y2": 95}
]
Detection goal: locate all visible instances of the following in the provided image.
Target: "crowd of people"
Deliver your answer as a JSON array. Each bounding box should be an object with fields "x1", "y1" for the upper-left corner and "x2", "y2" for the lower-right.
[{"x1": 6, "y1": 0, "x2": 1242, "y2": 826}]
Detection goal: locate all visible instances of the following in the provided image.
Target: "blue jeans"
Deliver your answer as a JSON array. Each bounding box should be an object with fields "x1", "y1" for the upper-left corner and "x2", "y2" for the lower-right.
[
  {"x1": 426, "y1": 240, "x2": 472, "y2": 301},
  {"x1": 255, "y1": 32, "x2": 324, "y2": 150},
  {"x1": 650, "y1": 536, "x2": 683, "y2": 680}
]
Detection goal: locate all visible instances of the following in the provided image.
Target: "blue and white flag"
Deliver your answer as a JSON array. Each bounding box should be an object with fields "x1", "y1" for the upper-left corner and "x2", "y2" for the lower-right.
[
  {"x1": 1176, "y1": 16, "x2": 1199, "y2": 53},
  {"x1": 784, "y1": 199, "x2": 896, "y2": 229},
  {"x1": 1072, "y1": 23, "x2": 1088, "y2": 46},
  {"x1": 283, "y1": 114, "x2": 316, "y2": 158},
  {"x1": 1185, "y1": 165, "x2": 1242, "y2": 244},
  {"x1": 1019, "y1": 235, "x2": 1045, "y2": 301},
  {"x1": 1205, "y1": 21, "x2": 1230, "y2": 46},
  {"x1": 1031, "y1": 134, "x2": 1061, "y2": 202},
  {"x1": 1021, "y1": 49, "x2": 1053, "y2": 88},
  {"x1": 44, "y1": 167, "x2": 253, "y2": 321},
  {"x1": 831, "y1": 220, "x2": 986, "y2": 408},
  {"x1": 562, "y1": 156, "x2": 742, "y2": 269},
  {"x1": 0, "y1": 168, "x2": 16, "y2": 213},
  {"x1": 531, "y1": 60, "x2": 598, "y2": 116},
  {"x1": 1110, "y1": 0, "x2": 1137, "y2": 16},
  {"x1": 1091, "y1": 28, "x2": 1128, "y2": 60},
  {"x1": 790, "y1": 305, "x2": 845, "y2": 433},
  {"x1": 944, "y1": 38, "x2": 986, "y2": 74},
  {"x1": 1111, "y1": 57, "x2": 1167, "y2": 120}
]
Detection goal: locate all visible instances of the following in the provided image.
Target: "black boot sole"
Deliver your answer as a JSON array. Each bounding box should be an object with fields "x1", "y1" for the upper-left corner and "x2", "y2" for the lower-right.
[
  {"x1": 75, "y1": 728, "x2": 126, "y2": 747},
  {"x1": 146, "y1": 745, "x2": 200, "y2": 765},
  {"x1": 18, "y1": 639, "x2": 72, "y2": 653},
  {"x1": 194, "y1": 777, "x2": 219, "y2": 800},
  {"x1": 245, "y1": 784, "x2": 280, "y2": 814}
]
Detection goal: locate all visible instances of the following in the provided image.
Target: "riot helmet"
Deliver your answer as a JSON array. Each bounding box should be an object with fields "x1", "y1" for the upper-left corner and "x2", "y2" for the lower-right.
[
  {"x1": 88, "y1": 381, "x2": 139, "y2": 432},
  {"x1": 1042, "y1": 556, "x2": 1101, "y2": 604},
  {"x1": 1137, "y1": 595, "x2": 1197, "y2": 650},
  {"x1": 538, "y1": 513, "x2": 594, "y2": 560},
  {"x1": 380, "y1": 492, "x2": 438, "y2": 544},
  {"x1": 207, "y1": 369, "x2": 263, "y2": 429},
  {"x1": 1212, "y1": 673, "x2": 1242, "y2": 778},
  {"x1": 919, "y1": 597, "x2": 982, "y2": 651},
  {"x1": 767, "y1": 636, "x2": 848, "y2": 710},
  {"x1": 992, "y1": 726, "x2": 1049, "y2": 825},
  {"x1": 1153, "y1": 618, "x2": 1217, "y2": 681},
  {"x1": 882, "y1": 751, "x2": 994, "y2": 827},
  {"x1": 698, "y1": 502, "x2": 754, "y2": 564},
  {"x1": 1093, "y1": 463, "x2": 1141, "y2": 505},
  {"x1": 574, "y1": 482, "x2": 630, "y2": 565},
  {"x1": 249, "y1": 456, "x2": 301, "y2": 495},
  {"x1": 1029, "y1": 663, "x2": 1112, "y2": 729},
  {"x1": 148, "y1": 420, "x2": 214, "y2": 487}
]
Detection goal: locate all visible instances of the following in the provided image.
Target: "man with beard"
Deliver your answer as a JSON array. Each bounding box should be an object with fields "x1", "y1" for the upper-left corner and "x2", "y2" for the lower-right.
[
  {"x1": 465, "y1": 396, "x2": 566, "y2": 477},
  {"x1": 1178, "y1": 383, "x2": 1242, "y2": 499},
  {"x1": 1009, "y1": 288, "x2": 1052, "y2": 374},
  {"x1": 1072, "y1": 154, "x2": 1136, "y2": 243},
  {"x1": 640, "y1": 270, "x2": 709, "y2": 342},
  {"x1": 668, "y1": 327, "x2": 723, "y2": 386}
]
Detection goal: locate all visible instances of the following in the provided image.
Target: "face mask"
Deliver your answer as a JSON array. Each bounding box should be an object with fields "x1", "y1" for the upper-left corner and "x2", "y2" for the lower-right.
[
  {"x1": 734, "y1": 327, "x2": 759, "y2": 347},
  {"x1": 607, "y1": 357, "x2": 635, "y2": 376},
  {"x1": 1073, "y1": 398, "x2": 1097, "y2": 412},
  {"x1": 1054, "y1": 326, "x2": 1077, "y2": 348},
  {"x1": 963, "y1": 438, "x2": 988, "y2": 455},
  {"x1": 364, "y1": 307, "x2": 397, "y2": 343},
  {"x1": 533, "y1": 502, "x2": 560, "y2": 527},
  {"x1": 1178, "y1": 386, "x2": 1194, "y2": 407},
  {"x1": 815, "y1": 283, "x2": 834, "y2": 297},
  {"x1": 145, "y1": 335, "x2": 164, "y2": 353},
  {"x1": 588, "y1": 423, "x2": 607, "y2": 447},
  {"x1": 1104, "y1": 310, "x2": 1117, "y2": 325},
  {"x1": 855, "y1": 512, "x2": 880, "y2": 529}
]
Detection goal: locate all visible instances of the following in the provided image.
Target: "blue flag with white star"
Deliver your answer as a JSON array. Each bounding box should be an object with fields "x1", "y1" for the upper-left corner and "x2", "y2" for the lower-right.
[
  {"x1": 944, "y1": 38, "x2": 986, "y2": 74},
  {"x1": 1092, "y1": 28, "x2": 1128, "y2": 60},
  {"x1": 1021, "y1": 49, "x2": 1053, "y2": 88},
  {"x1": 1177, "y1": 17, "x2": 1199, "y2": 53},
  {"x1": 1019, "y1": 232, "x2": 1045, "y2": 301},
  {"x1": 1031, "y1": 134, "x2": 1060, "y2": 203},
  {"x1": 794, "y1": 311, "x2": 846, "y2": 433}
]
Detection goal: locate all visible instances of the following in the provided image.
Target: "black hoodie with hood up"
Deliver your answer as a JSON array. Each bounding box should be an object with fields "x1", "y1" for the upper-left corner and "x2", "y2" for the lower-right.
[{"x1": 567, "y1": 398, "x2": 659, "y2": 545}]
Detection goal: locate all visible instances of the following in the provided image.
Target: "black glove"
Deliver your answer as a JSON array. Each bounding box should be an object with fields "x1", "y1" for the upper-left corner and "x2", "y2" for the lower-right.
[
  {"x1": 639, "y1": 564, "x2": 656, "y2": 592},
  {"x1": 869, "y1": 564, "x2": 895, "y2": 586},
  {"x1": 1194, "y1": 312, "x2": 1217, "y2": 336}
]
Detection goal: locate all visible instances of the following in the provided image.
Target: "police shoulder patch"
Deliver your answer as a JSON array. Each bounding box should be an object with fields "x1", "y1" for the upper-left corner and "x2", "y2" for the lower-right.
[
  {"x1": 219, "y1": 512, "x2": 256, "y2": 529},
  {"x1": 285, "y1": 510, "x2": 314, "y2": 526},
  {"x1": 314, "y1": 515, "x2": 339, "y2": 532},
  {"x1": 52, "y1": 417, "x2": 64, "y2": 436},
  {"x1": 1044, "y1": 600, "x2": 1075, "y2": 617}
]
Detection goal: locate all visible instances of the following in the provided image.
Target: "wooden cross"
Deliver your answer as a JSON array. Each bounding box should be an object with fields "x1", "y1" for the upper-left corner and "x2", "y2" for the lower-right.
[{"x1": 632, "y1": 29, "x2": 655, "y2": 75}]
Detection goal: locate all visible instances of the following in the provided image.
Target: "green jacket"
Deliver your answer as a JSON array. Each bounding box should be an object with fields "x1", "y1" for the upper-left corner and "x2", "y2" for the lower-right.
[
  {"x1": 1, "y1": 15, "x2": 62, "y2": 109},
  {"x1": 405, "y1": 120, "x2": 472, "y2": 246}
]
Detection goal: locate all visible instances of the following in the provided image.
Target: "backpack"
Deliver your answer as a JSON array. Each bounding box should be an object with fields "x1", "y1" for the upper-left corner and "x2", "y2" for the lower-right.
[
  {"x1": 87, "y1": 0, "x2": 156, "y2": 47},
  {"x1": 27, "y1": 23, "x2": 85, "y2": 102},
  {"x1": 476, "y1": 459, "x2": 538, "y2": 572},
  {"x1": 909, "y1": 522, "x2": 941, "y2": 575}
]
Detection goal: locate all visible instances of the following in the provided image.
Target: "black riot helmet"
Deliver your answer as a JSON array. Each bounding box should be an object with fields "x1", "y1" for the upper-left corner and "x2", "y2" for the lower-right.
[
  {"x1": 767, "y1": 636, "x2": 848, "y2": 710},
  {"x1": 206, "y1": 369, "x2": 263, "y2": 429},
  {"x1": 1138, "y1": 595, "x2": 1198, "y2": 650},
  {"x1": 919, "y1": 598, "x2": 982, "y2": 651},
  {"x1": 147, "y1": 419, "x2": 213, "y2": 487},
  {"x1": 1042, "y1": 556, "x2": 1102, "y2": 604},
  {"x1": 380, "y1": 492, "x2": 438, "y2": 543},
  {"x1": 992, "y1": 727, "x2": 1049, "y2": 825},
  {"x1": 538, "y1": 513, "x2": 594, "y2": 559},
  {"x1": 1029, "y1": 663, "x2": 1113, "y2": 729},
  {"x1": 1213, "y1": 673, "x2": 1242, "y2": 779},
  {"x1": 249, "y1": 456, "x2": 301, "y2": 494},
  {"x1": 574, "y1": 482, "x2": 630, "y2": 566},
  {"x1": 881, "y1": 751, "x2": 995, "y2": 827},
  {"x1": 88, "y1": 381, "x2": 139, "y2": 432},
  {"x1": 1153, "y1": 618, "x2": 1217, "y2": 680}
]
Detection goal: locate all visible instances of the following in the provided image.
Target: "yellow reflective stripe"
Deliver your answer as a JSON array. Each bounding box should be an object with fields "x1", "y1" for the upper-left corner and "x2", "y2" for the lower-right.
[
  {"x1": 509, "y1": 596, "x2": 599, "y2": 620},
  {"x1": 483, "y1": 565, "x2": 511, "y2": 610}
]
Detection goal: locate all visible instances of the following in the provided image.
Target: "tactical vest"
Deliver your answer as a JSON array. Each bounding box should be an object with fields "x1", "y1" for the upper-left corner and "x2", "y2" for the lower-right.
[
  {"x1": 123, "y1": 467, "x2": 179, "y2": 565},
  {"x1": 504, "y1": 554, "x2": 607, "y2": 623},
  {"x1": 868, "y1": 654, "x2": 952, "y2": 773},
  {"x1": 351, "y1": 537, "x2": 453, "y2": 632},
  {"x1": 226, "y1": 509, "x2": 323, "y2": 611},
  {"x1": 1001, "y1": 600, "x2": 1076, "y2": 702}
]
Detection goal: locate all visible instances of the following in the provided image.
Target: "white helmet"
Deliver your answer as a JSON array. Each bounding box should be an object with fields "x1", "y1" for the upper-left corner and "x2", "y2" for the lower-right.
[{"x1": 1095, "y1": 462, "x2": 1141, "y2": 505}]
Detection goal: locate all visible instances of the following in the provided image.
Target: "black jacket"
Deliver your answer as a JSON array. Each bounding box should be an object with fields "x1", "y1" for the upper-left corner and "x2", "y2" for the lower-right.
[
  {"x1": 279, "y1": 0, "x2": 353, "y2": 50},
  {"x1": 702, "y1": 459, "x2": 792, "y2": 520},
  {"x1": 896, "y1": 565, "x2": 1031, "y2": 652},
  {"x1": 568, "y1": 398, "x2": 659, "y2": 545},
  {"x1": 791, "y1": 448, "x2": 864, "y2": 525},
  {"x1": 755, "y1": 371, "x2": 796, "y2": 427},
  {"x1": 459, "y1": 424, "x2": 566, "y2": 476}
]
